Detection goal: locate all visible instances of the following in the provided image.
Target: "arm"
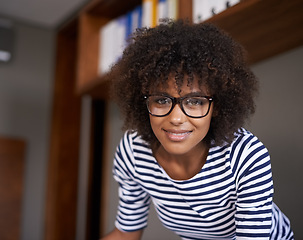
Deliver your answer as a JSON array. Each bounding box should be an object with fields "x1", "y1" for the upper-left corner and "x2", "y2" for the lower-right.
[
  {"x1": 101, "y1": 227, "x2": 143, "y2": 240},
  {"x1": 234, "y1": 136, "x2": 273, "y2": 239},
  {"x1": 109, "y1": 132, "x2": 150, "y2": 235}
]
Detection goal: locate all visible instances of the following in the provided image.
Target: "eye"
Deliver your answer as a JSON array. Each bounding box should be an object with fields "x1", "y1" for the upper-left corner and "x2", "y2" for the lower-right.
[
  {"x1": 184, "y1": 97, "x2": 205, "y2": 107},
  {"x1": 152, "y1": 96, "x2": 172, "y2": 106}
]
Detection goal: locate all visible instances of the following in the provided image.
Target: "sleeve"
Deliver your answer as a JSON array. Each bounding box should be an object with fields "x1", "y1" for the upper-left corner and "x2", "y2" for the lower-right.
[
  {"x1": 112, "y1": 132, "x2": 151, "y2": 232},
  {"x1": 233, "y1": 134, "x2": 274, "y2": 239}
]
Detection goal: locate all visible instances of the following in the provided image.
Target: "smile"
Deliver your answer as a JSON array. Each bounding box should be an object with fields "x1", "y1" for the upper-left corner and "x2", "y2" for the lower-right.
[{"x1": 163, "y1": 129, "x2": 192, "y2": 141}]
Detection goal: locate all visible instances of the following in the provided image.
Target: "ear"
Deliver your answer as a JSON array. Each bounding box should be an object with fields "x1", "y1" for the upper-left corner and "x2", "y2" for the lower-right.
[{"x1": 211, "y1": 105, "x2": 219, "y2": 118}]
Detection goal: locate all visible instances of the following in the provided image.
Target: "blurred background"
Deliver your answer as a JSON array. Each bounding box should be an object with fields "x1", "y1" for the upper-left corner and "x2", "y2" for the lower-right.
[{"x1": 0, "y1": 0, "x2": 302, "y2": 240}]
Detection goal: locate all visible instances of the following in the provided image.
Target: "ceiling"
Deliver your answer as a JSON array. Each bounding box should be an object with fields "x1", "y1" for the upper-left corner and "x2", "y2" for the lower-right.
[{"x1": 0, "y1": 0, "x2": 89, "y2": 28}]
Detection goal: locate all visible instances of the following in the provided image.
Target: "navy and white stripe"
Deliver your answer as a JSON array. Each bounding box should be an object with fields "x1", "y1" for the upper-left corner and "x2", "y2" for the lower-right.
[{"x1": 113, "y1": 128, "x2": 293, "y2": 239}]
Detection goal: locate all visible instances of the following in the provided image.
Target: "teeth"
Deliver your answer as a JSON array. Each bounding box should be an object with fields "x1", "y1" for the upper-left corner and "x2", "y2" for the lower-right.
[{"x1": 170, "y1": 132, "x2": 188, "y2": 135}]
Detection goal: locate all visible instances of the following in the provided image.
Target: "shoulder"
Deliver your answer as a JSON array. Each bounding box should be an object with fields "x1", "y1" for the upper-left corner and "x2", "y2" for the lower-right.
[
  {"x1": 227, "y1": 128, "x2": 270, "y2": 175},
  {"x1": 211, "y1": 128, "x2": 265, "y2": 157},
  {"x1": 230, "y1": 128, "x2": 266, "y2": 154},
  {"x1": 119, "y1": 131, "x2": 150, "y2": 152},
  {"x1": 116, "y1": 131, "x2": 151, "y2": 164},
  {"x1": 113, "y1": 131, "x2": 153, "y2": 180}
]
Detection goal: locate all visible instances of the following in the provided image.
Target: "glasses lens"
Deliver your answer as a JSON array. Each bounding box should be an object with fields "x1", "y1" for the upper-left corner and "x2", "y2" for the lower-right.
[
  {"x1": 182, "y1": 97, "x2": 210, "y2": 117},
  {"x1": 147, "y1": 96, "x2": 172, "y2": 116}
]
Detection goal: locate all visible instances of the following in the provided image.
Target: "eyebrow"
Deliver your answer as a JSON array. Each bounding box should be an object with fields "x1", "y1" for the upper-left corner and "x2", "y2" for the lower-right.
[{"x1": 151, "y1": 91, "x2": 208, "y2": 98}]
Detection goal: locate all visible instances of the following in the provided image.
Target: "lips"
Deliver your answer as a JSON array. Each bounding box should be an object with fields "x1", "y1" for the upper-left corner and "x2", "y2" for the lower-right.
[{"x1": 163, "y1": 129, "x2": 192, "y2": 141}]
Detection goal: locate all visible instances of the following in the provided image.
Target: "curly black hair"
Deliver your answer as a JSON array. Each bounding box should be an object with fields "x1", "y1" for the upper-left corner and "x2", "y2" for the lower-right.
[{"x1": 110, "y1": 19, "x2": 258, "y2": 147}]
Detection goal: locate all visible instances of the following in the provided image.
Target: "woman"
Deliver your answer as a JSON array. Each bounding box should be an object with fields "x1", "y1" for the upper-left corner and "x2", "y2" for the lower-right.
[{"x1": 101, "y1": 19, "x2": 293, "y2": 240}]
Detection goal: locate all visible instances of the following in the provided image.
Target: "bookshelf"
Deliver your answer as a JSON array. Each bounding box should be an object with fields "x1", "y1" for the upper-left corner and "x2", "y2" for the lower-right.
[
  {"x1": 76, "y1": 0, "x2": 192, "y2": 99},
  {"x1": 76, "y1": 0, "x2": 142, "y2": 99},
  {"x1": 46, "y1": 0, "x2": 303, "y2": 239},
  {"x1": 74, "y1": 0, "x2": 303, "y2": 99}
]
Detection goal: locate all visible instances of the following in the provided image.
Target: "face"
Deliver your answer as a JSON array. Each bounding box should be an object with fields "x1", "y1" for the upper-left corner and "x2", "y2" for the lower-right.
[{"x1": 149, "y1": 77, "x2": 213, "y2": 157}]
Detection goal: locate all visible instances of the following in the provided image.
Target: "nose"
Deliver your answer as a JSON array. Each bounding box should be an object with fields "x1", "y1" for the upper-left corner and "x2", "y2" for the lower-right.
[{"x1": 168, "y1": 104, "x2": 186, "y2": 125}]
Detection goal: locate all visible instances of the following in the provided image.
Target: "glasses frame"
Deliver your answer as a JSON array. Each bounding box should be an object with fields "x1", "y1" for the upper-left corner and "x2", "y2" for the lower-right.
[{"x1": 144, "y1": 94, "x2": 213, "y2": 118}]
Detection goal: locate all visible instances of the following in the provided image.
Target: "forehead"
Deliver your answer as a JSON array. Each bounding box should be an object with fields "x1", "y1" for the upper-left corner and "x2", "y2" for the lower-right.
[{"x1": 150, "y1": 76, "x2": 209, "y2": 95}]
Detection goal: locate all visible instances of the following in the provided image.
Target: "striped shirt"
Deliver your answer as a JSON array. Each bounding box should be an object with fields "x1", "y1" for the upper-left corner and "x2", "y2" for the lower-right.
[{"x1": 113, "y1": 128, "x2": 293, "y2": 239}]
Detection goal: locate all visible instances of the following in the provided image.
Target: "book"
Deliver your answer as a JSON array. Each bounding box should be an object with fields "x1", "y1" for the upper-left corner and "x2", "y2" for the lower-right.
[
  {"x1": 193, "y1": 0, "x2": 238, "y2": 23},
  {"x1": 142, "y1": 0, "x2": 157, "y2": 28},
  {"x1": 99, "y1": 16, "x2": 128, "y2": 75},
  {"x1": 114, "y1": 15, "x2": 127, "y2": 63},
  {"x1": 126, "y1": 6, "x2": 143, "y2": 46},
  {"x1": 157, "y1": 0, "x2": 168, "y2": 24},
  {"x1": 99, "y1": 5, "x2": 144, "y2": 75},
  {"x1": 226, "y1": 0, "x2": 240, "y2": 8},
  {"x1": 193, "y1": 0, "x2": 211, "y2": 23},
  {"x1": 99, "y1": 19, "x2": 116, "y2": 75},
  {"x1": 210, "y1": 0, "x2": 226, "y2": 16},
  {"x1": 129, "y1": 5, "x2": 143, "y2": 34},
  {"x1": 167, "y1": 0, "x2": 178, "y2": 20}
]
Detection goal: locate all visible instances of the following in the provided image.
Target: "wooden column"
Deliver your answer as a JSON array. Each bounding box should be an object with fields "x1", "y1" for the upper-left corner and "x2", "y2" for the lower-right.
[
  {"x1": 44, "y1": 19, "x2": 82, "y2": 240},
  {"x1": 0, "y1": 137, "x2": 26, "y2": 240}
]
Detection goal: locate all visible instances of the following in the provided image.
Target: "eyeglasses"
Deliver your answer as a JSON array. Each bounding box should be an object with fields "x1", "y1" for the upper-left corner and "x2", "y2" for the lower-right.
[{"x1": 144, "y1": 94, "x2": 213, "y2": 118}]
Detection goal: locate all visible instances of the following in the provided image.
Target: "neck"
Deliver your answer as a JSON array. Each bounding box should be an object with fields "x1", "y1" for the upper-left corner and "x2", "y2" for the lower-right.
[{"x1": 154, "y1": 141, "x2": 209, "y2": 180}]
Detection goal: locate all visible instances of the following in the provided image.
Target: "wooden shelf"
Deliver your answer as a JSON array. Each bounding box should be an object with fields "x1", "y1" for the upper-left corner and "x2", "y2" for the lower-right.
[
  {"x1": 84, "y1": 0, "x2": 141, "y2": 18},
  {"x1": 72, "y1": 0, "x2": 303, "y2": 99},
  {"x1": 206, "y1": 0, "x2": 303, "y2": 64}
]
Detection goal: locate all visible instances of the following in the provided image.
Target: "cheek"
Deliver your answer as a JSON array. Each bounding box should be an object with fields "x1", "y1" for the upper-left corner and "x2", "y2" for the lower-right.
[
  {"x1": 149, "y1": 115, "x2": 156, "y2": 131},
  {"x1": 193, "y1": 120, "x2": 211, "y2": 133},
  {"x1": 191, "y1": 115, "x2": 213, "y2": 136},
  {"x1": 149, "y1": 116, "x2": 168, "y2": 143},
  {"x1": 149, "y1": 116, "x2": 161, "y2": 132},
  {"x1": 194, "y1": 102, "x2": 213, "y2": 122}
]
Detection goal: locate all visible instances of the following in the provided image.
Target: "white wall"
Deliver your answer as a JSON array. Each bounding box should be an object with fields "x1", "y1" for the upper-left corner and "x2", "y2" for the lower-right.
[
  {"x1": 0, "y1": 19, "x2": 55, "y2": 240},
  {"x1": 250, "y1": 46, "x2": 303, "y2": 239},
  {"x1": 105, "y1": 46, "x2": 303, "y2": 240}
]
